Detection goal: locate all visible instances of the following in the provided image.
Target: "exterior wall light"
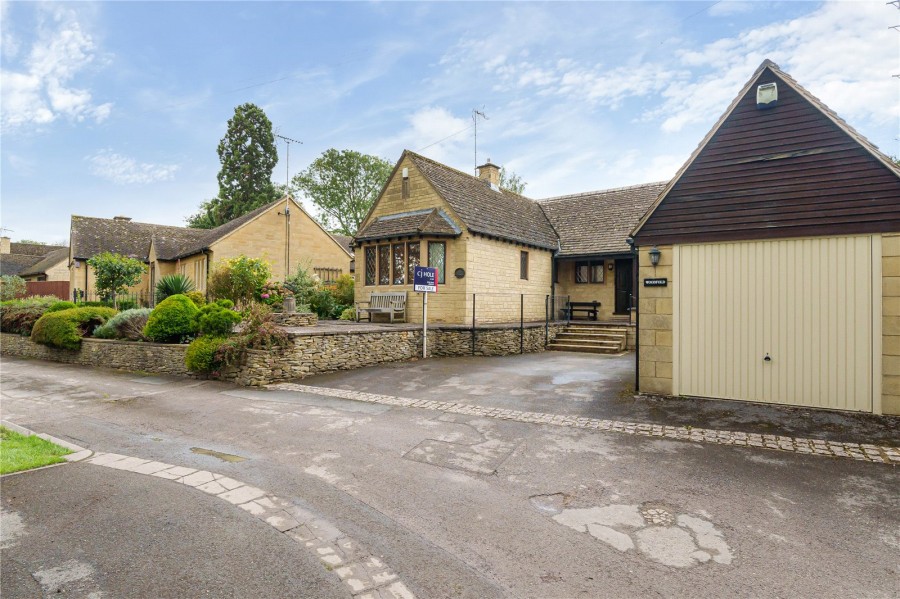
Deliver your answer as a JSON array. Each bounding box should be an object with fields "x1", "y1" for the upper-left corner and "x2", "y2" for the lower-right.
[{"x1": 649, "y1": 246, "x2": 661, "y2": 267}]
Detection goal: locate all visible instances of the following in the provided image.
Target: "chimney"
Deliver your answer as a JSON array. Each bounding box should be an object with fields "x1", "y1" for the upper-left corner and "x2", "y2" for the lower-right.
[
  {"x1": 113, "y1": 216, "x2": 132, "y2": 222},
  {"x1": 0, "y1": 237, "x2": 9, "y2": 254},
  {"x1": 477, "y1": 159, "x2": 501, "y2": 190}
]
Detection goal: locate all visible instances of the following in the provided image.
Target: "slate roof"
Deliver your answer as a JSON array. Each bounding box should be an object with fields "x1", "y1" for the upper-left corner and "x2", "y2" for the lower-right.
[
  {"x1": 330, "y1": 234, "x2": 354, "y2": 256},
  {"x1": 403, "y1": 151, "x2": 559, "y2": 250},
  {"x1": 18, "y1": 248, "x2": 70, "y2": 277},
  {"x1": 10, "y1": 242, "x2": 66, "y2": 256},
  {"x1": 356, "y1": 208, "x2": 461, "y2": 243},
  {"x1": 1, "y1": 253, "x2": 43, "y2": 276},
  {"x1": 540, "y1": 181, "x2": 667, "y2": 257},
  {"x1": 70, "y1": 215, "x2": 193, "y2": 261}
]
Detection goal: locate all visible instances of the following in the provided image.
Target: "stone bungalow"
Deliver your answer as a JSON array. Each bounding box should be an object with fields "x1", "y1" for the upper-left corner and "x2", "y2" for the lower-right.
[
  {"x1": 0, "y1": 238, "x2": 69, "y2": 281},
  {"x1": 70, "y1": 197, "x2": 352, "y2": 304},
  {"x1": 631, "y1": 60, "x2": 900, "y2": 416},
  {"x1": 353, "y1": 151, "x2": 662, "y2": 325}
]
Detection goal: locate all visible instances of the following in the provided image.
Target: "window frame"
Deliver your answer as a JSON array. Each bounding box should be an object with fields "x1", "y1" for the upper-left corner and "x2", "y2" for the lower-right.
[
  {"x1": 575, "y1": 259, "x2": 604, "y2": 284},
  {"x1": 392, "y1": 243, "x2": 406, "y2": 285},
  {"x1": 520, "y1": 250, "x2": 529, "y2": 280},
  {"x1": 364, "y1": 246, "x2": 376, "y2": 286},
  {"x1": 378, "y1": 244, "x2": 391, "y2": 285},
  {"x1": 428, "y1": 241, "x2": 446, "y2": 284}
]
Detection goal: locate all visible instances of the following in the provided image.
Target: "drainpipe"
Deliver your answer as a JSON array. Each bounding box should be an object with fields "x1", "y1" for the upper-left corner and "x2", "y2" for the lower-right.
[{"x1": 627, "y1": 237, "x2": 639, "y2": 394}]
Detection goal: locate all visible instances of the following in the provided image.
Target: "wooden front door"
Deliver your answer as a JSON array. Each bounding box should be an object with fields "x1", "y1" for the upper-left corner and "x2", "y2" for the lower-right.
[{"x1": 614, "y1": 259, "x2": 633, "y2": 314}]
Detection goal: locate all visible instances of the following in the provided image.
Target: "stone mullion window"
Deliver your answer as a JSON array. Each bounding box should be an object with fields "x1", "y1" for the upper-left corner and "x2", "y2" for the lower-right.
[
  {"x1": 407, "y1": 241, "x2": 420, "y2": 282},
  {"x1": 378, "y1": 245, "x2": 390, "y2": 285},
  {"x1": 392, "y1": 243, "x2": 406, "y2": 285},
  {"x1": 365, "y1": 247, "x2": 376, "y2": 286},
  {"x1": 575, "y1": 260, "x2": 604, "y2": 284}
]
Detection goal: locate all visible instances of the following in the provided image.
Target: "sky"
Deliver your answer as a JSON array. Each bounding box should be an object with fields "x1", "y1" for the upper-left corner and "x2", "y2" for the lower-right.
[{"x1": 1, "y1": 0, "x2": 898, "y2": 244}]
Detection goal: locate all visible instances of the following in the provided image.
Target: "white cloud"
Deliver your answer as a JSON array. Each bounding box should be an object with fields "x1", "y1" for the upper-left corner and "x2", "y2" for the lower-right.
[
  {"x1": 86, "y1": 150, "x2": 179, "y2": 185},
  {"x1": 1, "y1": 5, "x2": 112, "y2": 131}
]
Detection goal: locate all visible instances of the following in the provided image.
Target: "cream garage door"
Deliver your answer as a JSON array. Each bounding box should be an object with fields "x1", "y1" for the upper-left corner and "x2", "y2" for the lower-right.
[{"x1": 674, "y1": 236, "x2": 876, "y2": 412}]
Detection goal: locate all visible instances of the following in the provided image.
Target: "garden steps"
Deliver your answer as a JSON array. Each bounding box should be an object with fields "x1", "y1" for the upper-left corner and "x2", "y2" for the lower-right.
[{"x1": 547, "y1": 323, "x2": 627, "y2": 354}]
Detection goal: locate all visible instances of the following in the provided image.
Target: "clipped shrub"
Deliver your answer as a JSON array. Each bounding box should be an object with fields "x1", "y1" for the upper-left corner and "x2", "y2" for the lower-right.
[
  {"x1": 195, "y1": 301, "x2": 242, "y2": 337},
  {"x1": 143, "y1": 294, "x2": 199, "y2": 343},
  {"x1": 92, "y1": 308, "x2": 151, "y2": 340},
  {"x1": 185, "y1": 336, "x2": 228, "y2": 373},
  {"x1": 339, "y1": 307, "x2": 356, "y2": 321},
  {"x1": 0, "y1": 296, "x2": 59, "y2": 335},
  {"x1": 156, "y1": 274, "x2": 196, "y2": 304},
  {"x1": 47, "y1": 301, "x2": 77, "y2": 313},
  {"x1": 31, "y1": 307, "x2": 117, "y2": 350},
  {"x1": 185, "y1": 291, "x2": 207, "y2": 307}
]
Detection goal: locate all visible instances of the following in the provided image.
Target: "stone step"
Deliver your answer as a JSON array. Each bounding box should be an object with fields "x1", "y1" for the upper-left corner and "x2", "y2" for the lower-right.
[
  {"x1": 556, "y1": 332, "x2": 625, "y2": 342},
  {"x1": 552, "y1": 336, "x2": 622, "y2": 346},
  {"x1": 546, "y1": 343, "x2": 624, "y2": 354},
  {"x1": 565, "y1": 326, "x2": 629, "y2": 333}
]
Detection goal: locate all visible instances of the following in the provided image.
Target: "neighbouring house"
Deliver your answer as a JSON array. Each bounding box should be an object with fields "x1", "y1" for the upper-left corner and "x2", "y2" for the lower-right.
[
  {"x1": 18, "y1": 247, "x2": 71, "y2": 282},
  {"x1": 630, "y1": 60, "x2": 900, "y2": 416},
  {"x1": 69, "y1": 196, "x2": 353, "y2": 304},
  {"x1": 353, "y1": 152, "x2": 558, "y2": 324},
  {"x1": 0, "y1": 238, "x2": 68, "y2": 279}
]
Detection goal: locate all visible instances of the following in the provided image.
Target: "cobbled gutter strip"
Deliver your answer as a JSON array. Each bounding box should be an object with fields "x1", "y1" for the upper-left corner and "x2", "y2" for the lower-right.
[
  {"x1": 85, "y1": 452, "x2": 415, "y2": 599},
  {"x1": 268, "y1": 384, "x2": 900, "y2": 466}
]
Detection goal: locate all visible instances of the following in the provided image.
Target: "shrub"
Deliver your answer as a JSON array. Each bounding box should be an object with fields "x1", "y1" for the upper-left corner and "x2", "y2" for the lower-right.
[
  {"x1": 185, "y1": 291, "x2": 207, "y2": 307},
  {"x1": 0, "y1": 296, "x2": 58, "y2": 335},
  {"x1": 257, "y1": 280, "x2": 293, "y2": 309},
  {"x1": 116, "y1": 298, "x2": 139, "y2": 311},
  {"x1": 339, "y1": 307, "x2": 356, "y2": 321},
  {"x1": 156, "y1": 274, "x2": 196, "y2": 304},
  {"x1": 0, "y1": 275, "x2": 26, "y2": 301},
  {"x1": 79, "y1": 301, "x2": 113, "y2": 308},
  {"x1": 92, "y1": 308, "x2": 151, "y2": 340},
  {"x1": 330, "y1": 274, "x2": 355, "y2": 306},
  {"x1": 143, "y1": 294, "x2": 199, "y2": 343},
  {"x1": 87, "y1": 252, "x2": 147, "y2": 310},
  {"x1": 185, "y1": 336, "x2": 229, "y2": 373},
  {"x1": 47, "y1": 301, "x2": 77, "y2": 313},
  {"x1": 195, "y1": 301, "x2": 242, "y2": 337},
  {"x1": 208, "y1": 256, "x2": 271, "y2": 309},
  {"x1": 283, "y1": 264, "x2": 320, "y2": 308},
  {"x1": 214, "y1": 303, "x2": 289, "y2": 368},
  {"x1": 31, "y1": 307, "x2": 117, "y2": 350}
]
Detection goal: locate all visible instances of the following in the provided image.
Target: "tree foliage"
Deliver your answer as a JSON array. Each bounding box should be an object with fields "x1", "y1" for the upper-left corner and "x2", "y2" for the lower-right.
[
  {"x1": 188, "y1": 103, "x2": 280, "y2": 229},
  {"x1": 292, "y1": 149, "x2": 392, "y2": 236},
  {"x1": 499, "y1": 167, "x2": 527, "y2": 195},
  {"x1": 0, "y1": 275, "x2": 26, "y2": 301},
  {"x1": 207, "y1": 256, "x2": 271, "y2": 309},
  {"x1": 87, "y1": 252, "x2": 147, "y2": 309}
]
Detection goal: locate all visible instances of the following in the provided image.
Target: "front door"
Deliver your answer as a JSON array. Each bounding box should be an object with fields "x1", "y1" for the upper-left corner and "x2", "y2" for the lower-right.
[{"x1": 614, "y1": 259, "x2": 632, "y2": 314}]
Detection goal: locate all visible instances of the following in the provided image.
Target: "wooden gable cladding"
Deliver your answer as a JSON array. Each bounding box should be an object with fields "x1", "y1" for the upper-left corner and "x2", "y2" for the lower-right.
[{"x1": 634, "y1": 66, "x2": 900, "y2": 245}]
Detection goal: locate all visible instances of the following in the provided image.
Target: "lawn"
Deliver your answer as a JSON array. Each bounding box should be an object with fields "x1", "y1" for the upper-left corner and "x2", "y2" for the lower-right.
[{"x1": 0, "y1": 427, "x2": 72, "y2": 475}]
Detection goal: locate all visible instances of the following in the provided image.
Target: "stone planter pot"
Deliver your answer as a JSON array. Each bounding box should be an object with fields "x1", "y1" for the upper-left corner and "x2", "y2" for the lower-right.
[{"x1": 283, "y1": 296, "x2": 296, "y2": 313}]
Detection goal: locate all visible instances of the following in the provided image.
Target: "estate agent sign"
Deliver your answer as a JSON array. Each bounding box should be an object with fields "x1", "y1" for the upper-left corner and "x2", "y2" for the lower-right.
[{"x1": 414, "y1": 266, "x2": 439, "y2": 358}]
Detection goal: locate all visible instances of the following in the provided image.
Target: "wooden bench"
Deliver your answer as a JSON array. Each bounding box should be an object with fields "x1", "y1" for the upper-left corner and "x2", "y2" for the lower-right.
[
  {"x1": 564, "y1": 301, "x2": 600, "y2": 321},
  {"x1": 356, "y1": 292, "x2": 408, "y2": 323}
]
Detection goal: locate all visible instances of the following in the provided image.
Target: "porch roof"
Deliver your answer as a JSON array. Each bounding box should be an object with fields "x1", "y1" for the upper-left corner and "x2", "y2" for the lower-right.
[
  {"x1": 539, "y1": 181, "x2": 666, "y2": 257},
  {"x1": 355, "y1": 208, "x2": 461, "y2": 243}
]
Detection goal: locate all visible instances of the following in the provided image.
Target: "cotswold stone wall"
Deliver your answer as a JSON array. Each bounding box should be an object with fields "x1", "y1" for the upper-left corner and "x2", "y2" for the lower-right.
[
  {"x1": 2, "y1": 324, "x2": 564, "y2": 387},
  {"x1": 274, "y1": 312, "x2": 318, "y2": 327},
  {"x1": 1, "y1": 333, "x2": 189, "y2": 376}
]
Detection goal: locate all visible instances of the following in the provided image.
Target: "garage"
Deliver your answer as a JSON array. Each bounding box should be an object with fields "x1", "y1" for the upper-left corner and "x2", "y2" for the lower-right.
[
  {"x1": 675, "y1": 236, "x2": 877, "y2": 412},
  {"x1": 630, "y1": 60, "x2": 900, "y2": 415}
]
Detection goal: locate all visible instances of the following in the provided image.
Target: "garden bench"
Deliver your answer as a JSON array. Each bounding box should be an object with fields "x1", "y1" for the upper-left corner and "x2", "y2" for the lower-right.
[
  {"x1": 564, "y1": 301, "x2": 600, "y2": 321},
  {"x1": 355, "y1": 292, "x2": 408, "y2": 323}
]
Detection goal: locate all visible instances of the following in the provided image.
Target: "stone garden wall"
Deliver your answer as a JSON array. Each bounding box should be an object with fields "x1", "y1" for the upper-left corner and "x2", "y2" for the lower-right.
[{"x1": 2, "y1": 323, "x2": 564, "y2": 386}]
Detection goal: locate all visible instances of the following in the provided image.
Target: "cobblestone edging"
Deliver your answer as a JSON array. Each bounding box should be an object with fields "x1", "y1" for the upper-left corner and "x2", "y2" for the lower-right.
[
  {"x1": 80, "y1": 452, "x2": 415, "y2": 599},
  {"x1": 268, "y1": 384, "x2": 900, "y2": 466}
]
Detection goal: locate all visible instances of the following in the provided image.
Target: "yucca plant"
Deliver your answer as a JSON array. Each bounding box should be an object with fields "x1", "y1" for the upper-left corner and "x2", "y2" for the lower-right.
[{"x1": 155, "y1": 274, "x2": 196, "y2": 304}]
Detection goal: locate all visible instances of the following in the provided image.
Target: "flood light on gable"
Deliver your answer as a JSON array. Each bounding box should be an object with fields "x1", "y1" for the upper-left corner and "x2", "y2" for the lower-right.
[{"x1": 757, "y1": 82, "x2": 777, "y2": 109}]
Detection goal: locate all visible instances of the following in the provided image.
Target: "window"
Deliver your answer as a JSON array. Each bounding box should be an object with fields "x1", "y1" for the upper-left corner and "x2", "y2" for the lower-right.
[
  {"x1": 407, "y1": 241, "x2": 420, "y2": 282},
  {"x1": 378, "y1": 245, "x2": 390, "y2": 285},
  {"x1": 575, "y1": 260, "x2": 604, "y2": 284},
  {"x1": 520, "y1": 251, "x2": 529, "y2": 280},
  {"x1": 402, "y1": 177, "x2": 410, "y2": 199},
  {"x1": 365, "y1": 247, "x2": 376, "y2": 286},
  {"x1": 392, "y1": 243, "x2": 406, "y2": 285},
  {"x1": 428, "y1": 241, "x2": 446, "y2": 284}
]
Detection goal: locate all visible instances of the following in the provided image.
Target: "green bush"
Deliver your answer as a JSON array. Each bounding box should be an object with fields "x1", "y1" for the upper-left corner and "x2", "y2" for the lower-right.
[
  {"x1": 0, "y1": 275, "x2": 26, "y2": 301},
  {"x1": 284, "y1": 264, "x2": 319, "y2": 308},
  {"x1": 329, "y1": 274, "x2": 355, "y2": 306},
  {"x1": 185, "y1": 291, "x2": 207, "y2": 307},
  {"x1": 79, "y1": 300, "x2": 113, "y2": 308},
  {"x1": 339, "y1": 307, "x2": 356, "y2": 321},
  {"x1": 143, "y1": 294, "x2": 199, "y2": 343},
  {"x1": 195, "y1": 301, "x2": 242, "y2": 337},
  {"x1": 31, "y1": 307, "x2": 117, "y2": 350},
  {"x1": 208, "y1": 256, "x2": 271, "y2": 308},
  {"x1": 156, "y1": 274, "x2": 196, "y2": 304},
  {"x1": 0, "y1": 296, "x2": 59, "y2": 335},
  {"x1": 185, "y1": 336, "x2": 228, "y2": 373},
  {"x1": 213, "y1": 304, "x2": 289, "y2": 368},
  {"x1": 47, "y1": 301, "x2": 77, "y2": 313},
  {"x1": 116, "y1": 298, "x2": 139, "y2": 311},
  {"x1": 92, "y1": 308, "x2": 151, "y2": 340}
]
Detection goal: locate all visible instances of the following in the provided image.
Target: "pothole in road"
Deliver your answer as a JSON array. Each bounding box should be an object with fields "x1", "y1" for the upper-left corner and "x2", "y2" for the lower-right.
[{"x1": 190, "y1": 447, "x2": 247, "y2": 462}]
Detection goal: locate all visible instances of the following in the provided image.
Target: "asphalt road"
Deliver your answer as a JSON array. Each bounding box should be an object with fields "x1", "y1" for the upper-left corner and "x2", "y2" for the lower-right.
[{"x1": 2, "y1": 356, "x2": 898, "y2": 598}]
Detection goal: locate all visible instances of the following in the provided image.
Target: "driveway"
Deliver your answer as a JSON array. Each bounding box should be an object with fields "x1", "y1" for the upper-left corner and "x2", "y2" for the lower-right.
[{"x1": 1, "y1": 356, "x2": 898, "y2": 598}]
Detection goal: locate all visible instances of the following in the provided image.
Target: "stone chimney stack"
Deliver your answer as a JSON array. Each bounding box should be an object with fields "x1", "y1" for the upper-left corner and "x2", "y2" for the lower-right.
[
  {"x1": 0, "y1": 237, "x2": 10, "y2": 254},
  {"x1": 113, "y1": 216, "x2": 132, "y2": 222},
  {"x1": 477, "y1": 159, "x2": 501, "y2": 189}
]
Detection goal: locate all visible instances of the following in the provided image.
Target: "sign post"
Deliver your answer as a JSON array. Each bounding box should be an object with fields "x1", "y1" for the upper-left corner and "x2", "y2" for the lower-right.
[{"x1": 413, "y1": 266, "x2": 438, "y2": 358}]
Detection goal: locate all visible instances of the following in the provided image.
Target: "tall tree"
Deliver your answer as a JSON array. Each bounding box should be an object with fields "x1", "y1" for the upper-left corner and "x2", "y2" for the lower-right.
[
  {"x1": 292, "y1": 149, "x2": 393, "y2": 236},
  {"x1": 499, "y1": 167, "x2": 527, "y2": 195},
  {"x1": 188, "y1": 103, "x2": 280, "y2": 229}
]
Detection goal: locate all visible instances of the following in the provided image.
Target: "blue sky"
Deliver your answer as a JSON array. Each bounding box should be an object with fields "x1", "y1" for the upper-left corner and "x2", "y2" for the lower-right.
[{"x1": 2, "y1": 1, "x2": 898, "y2": 244}]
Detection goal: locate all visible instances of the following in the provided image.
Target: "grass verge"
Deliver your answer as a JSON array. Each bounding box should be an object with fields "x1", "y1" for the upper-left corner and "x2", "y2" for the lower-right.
[{"x1": 1, "y1": 426, "x2": 72, "y2": 475}]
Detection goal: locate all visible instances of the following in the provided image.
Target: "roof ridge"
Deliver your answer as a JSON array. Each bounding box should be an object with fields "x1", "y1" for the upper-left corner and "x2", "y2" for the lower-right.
[
  {"x1": 539, "y1": 180, "x2": 668, "y2": 203},
  {"x1": 405, "y1": 150, "x2": 536, "y2": 201},
  {"x1": 72, "y1": 214, "x2": 191, "y2": 231}
]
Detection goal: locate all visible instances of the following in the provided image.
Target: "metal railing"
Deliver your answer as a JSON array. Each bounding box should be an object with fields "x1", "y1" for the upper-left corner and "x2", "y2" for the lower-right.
[{"x1": 71, "y1": 289, "x2": 152, "y2": 309}]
